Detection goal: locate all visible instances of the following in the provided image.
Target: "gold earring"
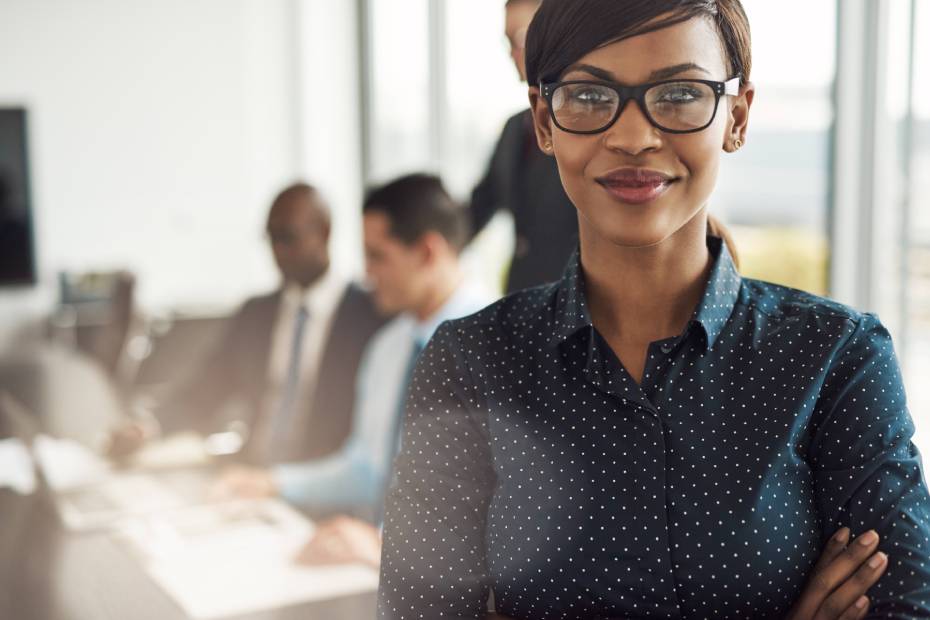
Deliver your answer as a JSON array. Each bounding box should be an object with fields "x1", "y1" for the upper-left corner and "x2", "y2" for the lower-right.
[
  {"x1": 733, "y1": 139, "x2": 743, "y2": 151},
  {"x1": 544, "y1": 141, "x2": 552, "y2": 151}
]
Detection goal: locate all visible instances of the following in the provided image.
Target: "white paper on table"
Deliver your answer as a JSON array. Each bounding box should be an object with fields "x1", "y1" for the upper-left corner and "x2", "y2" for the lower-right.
[
  {"x1": 33, "y1": 434, "x2": 216, "y2": 531},
  {"x1": 129, "y1": 432, "x2": 211, "y2": 470},
  {"x1": 0, "y1": 438, "x2": 37, "y2": 494},
  {"x1": 113, "y1": 499, "x2": 379, "y2": 619},
  {"x1": 32, "y1": 433, "x2": 111, "y2": 490}
]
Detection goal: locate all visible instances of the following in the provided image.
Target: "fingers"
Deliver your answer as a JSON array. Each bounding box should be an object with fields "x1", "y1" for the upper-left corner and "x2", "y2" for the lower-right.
[
  {"x1": 835, "y1": 596, "x2": 869, "y2": 620},
  {"x1": 811, "y1": 527, "x2": 850, "y2": 575},
  {"x1": 813, "y1": 530, "x2": 881, "y2": 593},
  {"x1": 815, "y1": 551, "x2": 888, "y2": 620},
  {"x1": 789, "y1": 530, "x2": 882, "y2": 620}
]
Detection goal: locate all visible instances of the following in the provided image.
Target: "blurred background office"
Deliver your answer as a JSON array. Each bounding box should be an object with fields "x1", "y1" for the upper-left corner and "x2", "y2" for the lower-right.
[
  {"x1": 0, "y1": 1, "x2": 929, "y2": 619},
  {"x1": 3, "y1": 0, "x2": 927, "y2": 434}
]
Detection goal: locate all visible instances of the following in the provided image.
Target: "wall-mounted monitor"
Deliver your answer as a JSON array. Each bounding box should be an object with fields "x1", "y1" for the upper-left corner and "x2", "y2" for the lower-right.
[{"x1": 0, "y1": 108, "x2": 37, "y2": 286}]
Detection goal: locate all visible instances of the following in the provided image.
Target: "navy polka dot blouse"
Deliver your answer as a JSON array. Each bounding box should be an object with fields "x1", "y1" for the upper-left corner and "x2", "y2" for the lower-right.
[{"x1": 377, "y1": 236, "x2": 930, "y2": 619}]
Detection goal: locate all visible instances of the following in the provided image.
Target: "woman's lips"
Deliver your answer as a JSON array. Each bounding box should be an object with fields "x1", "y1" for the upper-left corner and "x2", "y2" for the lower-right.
[
  {"x1": 595, "y1": 168, "x2": 676, "y2": 205},
  {"x1": 597, "y1": 178, "x2": 673, "y2": 205}
]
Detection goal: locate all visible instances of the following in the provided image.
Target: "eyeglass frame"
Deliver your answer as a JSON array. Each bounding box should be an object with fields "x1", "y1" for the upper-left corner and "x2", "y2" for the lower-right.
[{"x1": 539, "y1": 75, "x2": 742, "y2": 135}]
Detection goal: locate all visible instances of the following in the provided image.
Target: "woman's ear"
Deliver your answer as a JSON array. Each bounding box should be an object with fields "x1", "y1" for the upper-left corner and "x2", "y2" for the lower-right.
[
  {"x1": 724, "y1": 81, "x2": 755, "y2": 152},
  {"x1": 528, "y1": 86, "x2": 555, "y2": 156}
]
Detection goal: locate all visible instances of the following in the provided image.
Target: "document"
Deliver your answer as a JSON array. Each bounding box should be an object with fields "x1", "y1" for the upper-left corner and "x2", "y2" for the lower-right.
[
  {"x1": 0, "y1": 437, "x2": 36, "y2": 494},
  {"x1": 32, "y1": 434, "x2": 215, "y2": 531},
  {"x1": 128, "y1": 431, "x2": 211, "y2": 470},
  {"x1": 113, "y1": 499, "x2": 379, "y2": 618},
  {"x1": 32, "y1": 433, "x2": 110, "y2": 490}
]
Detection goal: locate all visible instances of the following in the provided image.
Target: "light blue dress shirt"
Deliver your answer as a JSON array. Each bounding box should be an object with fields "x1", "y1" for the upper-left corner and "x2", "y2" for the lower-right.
[{"x1": 273, "y1": 279, "x2": 493, "y2": 514}]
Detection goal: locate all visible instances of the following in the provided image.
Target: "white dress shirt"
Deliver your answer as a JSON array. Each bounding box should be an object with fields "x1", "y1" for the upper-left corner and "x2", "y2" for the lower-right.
[
  {"x1": 273, "y1": 278, "x2": 493, "y2": 511},
  {"x1": 259, "y1": 267, "x2": 348, "y2": 446}
]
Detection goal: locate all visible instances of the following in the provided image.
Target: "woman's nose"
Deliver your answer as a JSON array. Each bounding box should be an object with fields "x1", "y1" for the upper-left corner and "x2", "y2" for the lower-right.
[{"x1": 602, "y1": 99, "x2": 663, "y2": 156}]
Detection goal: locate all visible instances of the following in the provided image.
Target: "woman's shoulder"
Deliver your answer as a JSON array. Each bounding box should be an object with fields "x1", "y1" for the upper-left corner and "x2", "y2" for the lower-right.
[
  {"x1": 434, "y1": 282, "x2": 560, "y2": 340},
  {"x1": 737, "y1": 277, "x2": 893, "y2": 354},
  {"x1": 739, "y1": 276, "x2": 871, "y2": 325}
]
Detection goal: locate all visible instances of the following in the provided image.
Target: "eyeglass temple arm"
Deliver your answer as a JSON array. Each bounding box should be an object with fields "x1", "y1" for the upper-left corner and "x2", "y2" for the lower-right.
[{"x1": 724, "y1": 76, "x2": 741, "y2": 96}]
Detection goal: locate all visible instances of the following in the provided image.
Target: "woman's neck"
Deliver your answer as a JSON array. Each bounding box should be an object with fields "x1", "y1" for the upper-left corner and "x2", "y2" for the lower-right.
[{"x1": 581, "y1": 209, "x2": 713, "y2": 347}]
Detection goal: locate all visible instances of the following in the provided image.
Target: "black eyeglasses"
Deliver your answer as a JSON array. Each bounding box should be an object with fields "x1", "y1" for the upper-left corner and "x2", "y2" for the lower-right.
[{"x1": 540, "y1": 76, "x2": 741, "y2": 135}]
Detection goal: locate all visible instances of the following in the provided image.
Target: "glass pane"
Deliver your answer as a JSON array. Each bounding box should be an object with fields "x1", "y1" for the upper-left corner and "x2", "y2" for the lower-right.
[
  {"x1": 441, "y1": 0, "x2": 527, "y2": 292},
  {"x1": 367, "y1": 0, "x2": 431, "y2": 182},
  {"x1": 715, "y1": 0, "x2": 836, "y2": 296},
  {"x1": 906, "y1": 0, "x2": 930, "y2": 442},
  {"x1": 441, "y1": 0, "x2": 527, "y2": 197}
]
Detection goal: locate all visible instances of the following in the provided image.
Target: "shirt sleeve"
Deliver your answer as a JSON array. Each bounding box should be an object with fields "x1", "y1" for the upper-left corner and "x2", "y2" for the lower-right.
[
  {"x1": 810, "y1": 312, "x2": 930, "y2": 617},
  {"x1": 377, "y1": 321, "x2": 496, "y2": 620},
  {"x1": 272, "y1": 434, "x2": 377, "y2": 510},
  {"x1": 272, "y1": 328, "x2": 386, "y2": 512}
]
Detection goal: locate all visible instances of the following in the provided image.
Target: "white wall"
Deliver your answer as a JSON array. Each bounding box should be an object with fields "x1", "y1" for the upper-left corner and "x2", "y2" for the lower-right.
[{"x1": 0, "y1": 0, "x2": 364, "y2": 352}]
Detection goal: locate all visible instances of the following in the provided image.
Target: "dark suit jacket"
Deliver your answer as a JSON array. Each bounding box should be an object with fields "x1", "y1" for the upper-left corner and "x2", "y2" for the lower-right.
[
  {"x1": 155, "y1": 283, "x2": 387, "y2": 464},
  {"x1": 470, "y1": 109, "x2": 579, "y2": 293}
]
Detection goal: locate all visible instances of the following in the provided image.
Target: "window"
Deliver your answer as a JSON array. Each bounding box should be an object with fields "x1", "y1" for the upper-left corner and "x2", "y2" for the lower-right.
[
  {"x1": 904, "y1": 0, "x2": 930, "y2": 441},
  {"x1": 716, "y1": 0, "x2": 836, "y2": 296},
  {"x1": 365, "y1": 0, "x2": 432, "y2": 183}
]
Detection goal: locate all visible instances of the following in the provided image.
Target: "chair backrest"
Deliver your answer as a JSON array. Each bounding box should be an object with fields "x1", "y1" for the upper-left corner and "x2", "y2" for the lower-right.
[{"x1": 51, "y1": 270, "x2": 140, "y2": 386}]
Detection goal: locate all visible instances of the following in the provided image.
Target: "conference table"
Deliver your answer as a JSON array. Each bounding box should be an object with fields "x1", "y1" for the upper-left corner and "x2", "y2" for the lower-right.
[{"x1": 0, "y1": 345, "x2": 377, "y2": 620}]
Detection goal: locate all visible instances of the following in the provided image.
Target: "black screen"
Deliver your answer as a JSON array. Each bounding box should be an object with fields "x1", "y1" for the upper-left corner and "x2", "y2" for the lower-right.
[{"x1": 0, "y1": 108, "x2": 37, "y2": 286}]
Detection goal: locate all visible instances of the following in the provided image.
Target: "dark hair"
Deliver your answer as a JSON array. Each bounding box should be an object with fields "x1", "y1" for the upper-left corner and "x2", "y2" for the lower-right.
[
  {"x1": 525, "y1": 0, "x2": 751, "y2": 86},
  {"x1": 363, "y1": 174, "x2": 468, "y2": 252}
]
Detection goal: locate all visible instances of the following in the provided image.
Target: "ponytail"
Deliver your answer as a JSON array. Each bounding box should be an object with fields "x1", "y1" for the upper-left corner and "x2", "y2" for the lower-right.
[{"x1": 707, "y1": 214, "x2": 740, "y2": 270}]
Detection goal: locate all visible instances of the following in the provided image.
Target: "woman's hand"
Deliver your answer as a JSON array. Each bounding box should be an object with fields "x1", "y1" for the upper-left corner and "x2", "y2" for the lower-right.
[{"x1": 786, "y1": 527, "x2": 888, "y2": 620}]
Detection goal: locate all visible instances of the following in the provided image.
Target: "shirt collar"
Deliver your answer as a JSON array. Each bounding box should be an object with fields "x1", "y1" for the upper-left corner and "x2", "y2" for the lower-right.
[
  {"x1": 550, "y1": 235, "x2": 741, "y2": 353},
  {"x1": 410, "y1": 278, "x2": 491, "y2": 346},
  {"x1": 283, "y1": 266, "x2": 346, "y2": 314}
]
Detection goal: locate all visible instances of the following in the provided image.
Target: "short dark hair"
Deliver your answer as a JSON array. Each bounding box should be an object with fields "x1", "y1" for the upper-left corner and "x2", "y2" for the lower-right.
[
  {"x1": 525, "y1": 0, "x2": 751, "y2": 86},
  {"x1": 362, "y1": 174, "x2": 468, "y2": 252}
]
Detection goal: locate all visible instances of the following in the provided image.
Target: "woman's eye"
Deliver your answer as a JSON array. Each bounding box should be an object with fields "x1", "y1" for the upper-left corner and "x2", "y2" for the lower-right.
[
  {"x1": 571, "y1": 88, "x2": 611, "y2": 104},
  {"x1": 656, "y1": 87, "x2": 702, "y2": 104}
]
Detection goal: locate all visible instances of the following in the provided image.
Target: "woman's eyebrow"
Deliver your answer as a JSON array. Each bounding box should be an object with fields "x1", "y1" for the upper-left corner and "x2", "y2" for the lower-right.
[
  {"x1": 561, "y1": 62, "x2": 711, "y2": 82},
  {"x1": 648, "y1": 62, "x2": 711, "y2": 80}
]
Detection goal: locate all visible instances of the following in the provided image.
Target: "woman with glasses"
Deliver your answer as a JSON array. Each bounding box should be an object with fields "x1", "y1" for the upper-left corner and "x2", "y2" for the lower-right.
[{"x1": 377, "y1": 1, "x2": 930, "y2": 618}]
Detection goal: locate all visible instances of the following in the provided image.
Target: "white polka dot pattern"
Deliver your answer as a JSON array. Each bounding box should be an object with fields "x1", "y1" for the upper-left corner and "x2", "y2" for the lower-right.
[{"x1": 377, "y1": 237, "x2": 930, "y2": 619}]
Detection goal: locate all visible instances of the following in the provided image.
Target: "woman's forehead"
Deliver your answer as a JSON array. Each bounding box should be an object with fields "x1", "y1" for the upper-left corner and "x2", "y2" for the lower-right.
[{"x1": 566, "y1": 16, "x2": 729, "y2": 83}]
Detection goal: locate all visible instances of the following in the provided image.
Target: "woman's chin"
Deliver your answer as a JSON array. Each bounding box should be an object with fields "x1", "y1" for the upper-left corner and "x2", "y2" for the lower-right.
[{"x1": 592, "y1": 223, "x2": 673, "y2": 249}]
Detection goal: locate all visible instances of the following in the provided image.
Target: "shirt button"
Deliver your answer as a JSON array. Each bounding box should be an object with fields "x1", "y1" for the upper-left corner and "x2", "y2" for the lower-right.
[{"x1": 660, "y1": 343, "x2": 674, "y2": 354}]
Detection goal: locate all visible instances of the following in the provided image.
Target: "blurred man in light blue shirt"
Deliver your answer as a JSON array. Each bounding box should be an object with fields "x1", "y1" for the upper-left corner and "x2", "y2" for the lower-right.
[{"x1": 216, "y1": 174, "x2": 493, "y2": 561}]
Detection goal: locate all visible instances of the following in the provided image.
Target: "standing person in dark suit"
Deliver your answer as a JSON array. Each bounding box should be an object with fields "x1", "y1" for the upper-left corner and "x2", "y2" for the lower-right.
[
  {"x1": 469, "y1": 0, "x2": 579, "y2": 293},
  {"x1": 108, "y1": 183, "x2": 388, "y2": 466}
]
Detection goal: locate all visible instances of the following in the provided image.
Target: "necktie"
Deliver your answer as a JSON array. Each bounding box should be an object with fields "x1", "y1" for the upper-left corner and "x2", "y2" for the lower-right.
[{"x1": 268, "y1": 305, "x2": 309, "y2": 461}]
